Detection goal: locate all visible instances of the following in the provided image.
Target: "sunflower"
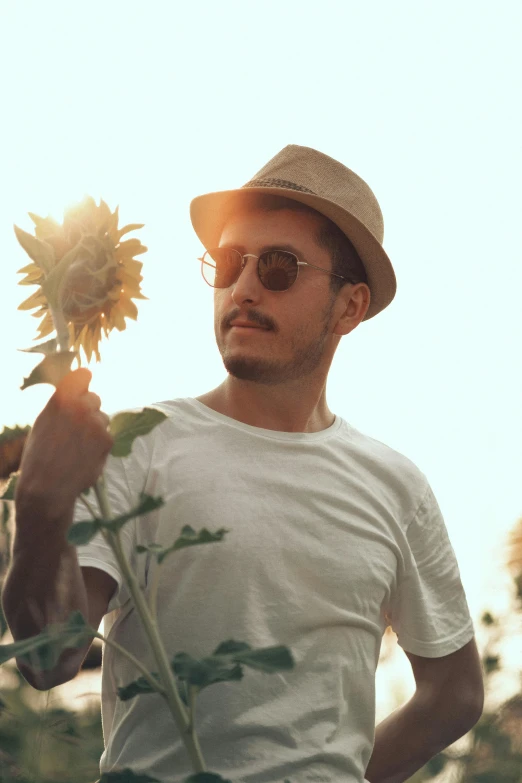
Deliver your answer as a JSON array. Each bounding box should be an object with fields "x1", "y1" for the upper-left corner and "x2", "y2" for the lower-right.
[{"x1": 15, "y1": 196, "x2": 147, "y2": 362}]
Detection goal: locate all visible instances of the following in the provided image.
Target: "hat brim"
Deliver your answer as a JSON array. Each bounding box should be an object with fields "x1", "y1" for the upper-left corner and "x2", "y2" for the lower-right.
[{"x1": 190, "y1": 187, "x2": 397, "y2": 321}]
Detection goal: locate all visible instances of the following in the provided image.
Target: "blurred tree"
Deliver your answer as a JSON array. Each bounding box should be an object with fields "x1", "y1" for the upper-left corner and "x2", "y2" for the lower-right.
[
  {"x1": 0, "y1": 666, "x2": 103, "y2": 783},
  {"x1": 404, "y1": 514, "x2": 522, "y2": 782}
]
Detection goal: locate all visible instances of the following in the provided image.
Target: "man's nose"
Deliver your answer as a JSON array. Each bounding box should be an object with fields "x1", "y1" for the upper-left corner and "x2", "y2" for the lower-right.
[{"x1": 231, "y1": 256, "x2": 263, "y2": 305}]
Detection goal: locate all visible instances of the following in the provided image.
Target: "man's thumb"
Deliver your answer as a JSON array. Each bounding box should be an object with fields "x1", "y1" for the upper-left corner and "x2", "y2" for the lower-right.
[{"x1": 54, "y1": 367, "x2": 93, "y2": 402}]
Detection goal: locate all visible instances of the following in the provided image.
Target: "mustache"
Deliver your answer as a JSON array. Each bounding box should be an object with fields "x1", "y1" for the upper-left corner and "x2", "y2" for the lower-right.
[{"x1": 224, "y1": 308, "x2": 276, "y2": 331}]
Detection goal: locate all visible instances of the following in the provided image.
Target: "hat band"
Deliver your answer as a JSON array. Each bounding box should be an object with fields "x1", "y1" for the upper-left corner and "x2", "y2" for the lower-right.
[{"x1": 242, "y1": 177, "x2": 317, "y2": 195}]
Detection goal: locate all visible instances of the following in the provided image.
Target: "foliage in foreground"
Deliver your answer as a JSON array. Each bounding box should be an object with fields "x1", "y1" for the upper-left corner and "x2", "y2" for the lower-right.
[
  {"x1": 411, "y1": 552, "x2": 522, "y2": 782},
  {"x1": 0, "y1": 666, "x2": 103, "y2": 783}
]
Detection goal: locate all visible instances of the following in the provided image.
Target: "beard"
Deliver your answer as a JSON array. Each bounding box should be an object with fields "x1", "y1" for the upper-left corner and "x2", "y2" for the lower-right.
[{"x1": 217, "y1": 298, "x2": 334, "y2": 385}]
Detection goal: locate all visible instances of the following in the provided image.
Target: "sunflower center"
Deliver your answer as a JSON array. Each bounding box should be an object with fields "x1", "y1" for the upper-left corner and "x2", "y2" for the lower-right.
[{"x1": 61, "y1": 235, "x2": 121, "y2": 324}]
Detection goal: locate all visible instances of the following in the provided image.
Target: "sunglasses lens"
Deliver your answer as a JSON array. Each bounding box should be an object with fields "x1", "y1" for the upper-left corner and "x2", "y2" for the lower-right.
[
  {"x1": 259, "y1": 251, "x2": 298, "y2": 291},
  {"x1": 202, "y1": 248, "x2": 241, "y2": 288}
]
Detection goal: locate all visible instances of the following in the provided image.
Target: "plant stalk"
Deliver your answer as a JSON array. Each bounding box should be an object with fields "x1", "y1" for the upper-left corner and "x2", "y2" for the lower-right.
[
  {"x1": 93, "y1": 475, "x2": 207, "y2": 774},
  {"x1": 49, "y1": 304, "x2": 71, "y2": 353},
  {"x1": 92, "y1": 630, "x2": 165, "y2": 698}
]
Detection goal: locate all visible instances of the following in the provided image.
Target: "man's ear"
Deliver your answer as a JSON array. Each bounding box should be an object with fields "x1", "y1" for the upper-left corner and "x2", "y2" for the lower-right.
[{"x1": 332, "y1": 283, "x2": 371, "y2": 336}]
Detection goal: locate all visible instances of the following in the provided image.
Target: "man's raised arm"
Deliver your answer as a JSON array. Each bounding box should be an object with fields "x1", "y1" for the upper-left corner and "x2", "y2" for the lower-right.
[{"x1": 1, "y1": 368, "x2": 114, "y2": 689}]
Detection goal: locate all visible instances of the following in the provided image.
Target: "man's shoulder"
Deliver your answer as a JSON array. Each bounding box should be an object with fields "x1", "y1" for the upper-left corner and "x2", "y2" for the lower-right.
[
  {"x1": 110, "y1": 397, "x2": 199, "y2": 429},
  {"x1": 344, "y1": 421, "x2": 428, "y2": 494}
]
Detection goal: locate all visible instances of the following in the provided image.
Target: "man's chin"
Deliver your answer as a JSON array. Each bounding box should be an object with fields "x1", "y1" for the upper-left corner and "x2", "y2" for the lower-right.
[{"x1": 222, "y1": 356, "x2": 282, "y2": 385}]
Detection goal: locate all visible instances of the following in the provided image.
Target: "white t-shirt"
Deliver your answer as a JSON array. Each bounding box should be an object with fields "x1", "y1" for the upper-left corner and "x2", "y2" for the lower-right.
[{"x1": 74, "y1": 398, "x2": 475, "y2": 783}]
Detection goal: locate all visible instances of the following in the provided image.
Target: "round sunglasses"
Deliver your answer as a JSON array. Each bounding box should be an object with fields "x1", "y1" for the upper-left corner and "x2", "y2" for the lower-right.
[{"x1": 198, "y1": 248, "x2": 356, "y2": 292}]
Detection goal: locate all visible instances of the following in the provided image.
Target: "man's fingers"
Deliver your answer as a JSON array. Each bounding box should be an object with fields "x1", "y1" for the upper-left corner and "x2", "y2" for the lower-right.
[
  {"x1": 55, "y1": 368, "x2": 93, "y2": 403},
  {"x1": 78, "y1": 392, "x2": 102, "y2": 412},
  {"x1": 96, "y1": 410, "x2": 111, "y2": 428}
]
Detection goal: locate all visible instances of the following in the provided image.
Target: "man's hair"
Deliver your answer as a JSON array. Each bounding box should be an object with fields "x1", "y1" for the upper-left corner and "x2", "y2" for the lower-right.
[{"x1": 231, "y1": 193, "x2": 369, "y2": 295}]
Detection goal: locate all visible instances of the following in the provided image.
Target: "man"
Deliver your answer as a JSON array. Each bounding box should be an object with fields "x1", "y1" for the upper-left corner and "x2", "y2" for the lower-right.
[{"x1": 2, "y1": 145, "x2": 484, "y2": 783}]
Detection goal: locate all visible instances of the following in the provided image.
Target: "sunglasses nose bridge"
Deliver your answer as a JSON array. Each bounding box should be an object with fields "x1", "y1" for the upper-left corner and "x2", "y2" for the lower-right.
[{"x1": 233, "y1": 252, "x2": 259, "y2": 284}]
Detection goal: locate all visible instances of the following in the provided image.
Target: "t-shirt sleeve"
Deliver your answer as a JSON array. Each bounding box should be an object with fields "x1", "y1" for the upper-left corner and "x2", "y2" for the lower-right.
[
  {"x1": 71, "y1": 452, "x2": 140, "y2": 615},
  {"x1": 388, "y1": 481, "x2": 475, "y2": 657}
]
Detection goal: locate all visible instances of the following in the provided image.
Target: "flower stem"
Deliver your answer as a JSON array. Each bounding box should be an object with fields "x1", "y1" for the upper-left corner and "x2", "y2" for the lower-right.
[
  {"x1": 78, "y1": 492, "x2": 99, "y2": 518},
  {"x1": 149, "y1": 559, "x2": 161, "y2": 622},
  {"x1": 92, "y1": 630, "x2": 165, "y2": 698},
  {"x1": 93, "y1": 474, "x2": 207, "y2": 774},
  {"x1": 50, "y1": 304, "x2": 70, "y2": 353}
]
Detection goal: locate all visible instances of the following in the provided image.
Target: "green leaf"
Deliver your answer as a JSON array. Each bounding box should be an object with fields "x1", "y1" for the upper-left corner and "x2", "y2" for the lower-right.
[
  {"x1": 0, "y1": 423, "x2": 31, "y2": 446},
  {"x1": 172, "y1": 651, "x2": 244, "y2": 688},
  {"x1": 20, "y1": 351, "x2": 78, "y2": 390},
  {"x1": 117, "y1": 672, "x2": 162, "y2": 701},
  {"x1": 0, "y1": 472, "x2": 18, "y2": 500},
  {"x1": 70, "y1": 494, "x2": 163, "y2": 541},
  {"x1": 19, "y1": 338, "x2": 59, "y2": 355},
  {"x1": 117, "y1": 671, "x2": 190, "y2": 707},
  {"x1": 13, "y1": 224, "x2": 55, "y2": 274},
  {"x1": 109, "y1": 408, "x2": 167, "y2": 457},
  {"x1": 100, "y1": 770, "x2": 161, "y2": 783},
  {"x1": 183, "y1": 775, "x2": 233, "y2": 783},
  {"x1": 170, "y1": 640, "x2": 295, "y2": 694},
  {"x1": 67, "y1": 519, "x2": 99, "y2": 545},
  {"x1": 177, "y1": 676, "x2": 190, "y2": 706},
  {"x1": 0, "y1": 610, "x2": 94, "y2": 670},
  {"x1": 135, "y1": 525, "x2": 229, "y2": 564},
  {"x1": 212, "y1": 640, "x2": 251, "y2": 656},
  {"x1": 2, "y1": 501, "x2": 9, "y2": 527},
  {"x1": 230, "y1": 644, "x2": 295, "y2": 674},
  {"x1": 99, "y1": 493, "x2": 164, "y2": 534},
  {"x1": 166, "y1": 525, "x2": 229, "y2": 559}
]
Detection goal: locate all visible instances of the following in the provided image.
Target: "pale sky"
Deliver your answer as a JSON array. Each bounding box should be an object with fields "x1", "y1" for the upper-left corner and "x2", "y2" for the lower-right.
[{"x1": 1, "y1": 1, "x2": 521, "y2": 713}]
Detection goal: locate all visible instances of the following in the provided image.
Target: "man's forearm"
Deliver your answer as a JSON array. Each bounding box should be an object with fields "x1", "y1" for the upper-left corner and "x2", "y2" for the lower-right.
[
  {"x1": 1, "y1": 499, "x2": 90, "y2": 689},
  {"x1": 364, "y1": 688, "x2": 480, "y2": 783}
]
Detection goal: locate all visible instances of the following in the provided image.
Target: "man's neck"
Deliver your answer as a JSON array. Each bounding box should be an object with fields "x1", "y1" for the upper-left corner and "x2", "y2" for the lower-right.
[{"x1": 195, "y1": 378, "x2": 335, "y2": 433}]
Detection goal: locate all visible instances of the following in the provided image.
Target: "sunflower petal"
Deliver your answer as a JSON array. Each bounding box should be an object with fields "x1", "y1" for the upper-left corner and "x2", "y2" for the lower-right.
[
  {"x1": 119, "y1": 275, "x2": 147, "y2": 298},
  {"x1": 107, "y1": 205, "x2": 119, "y2": 238},
  {"x1": 29, "y1": 213, "x2": 61, "y2": 240},
  {"x1": 37, "y1": 312, "x2": 55, "y2": 339},
  {"x1": 118, "y1": 238, "x2": 147, "y2": 257},
  {"x1": 92, "y1": 320, "x2": 103, "y2": 350},
  {"x1": 120, "y1": 257, "x2": 143, "y2": 278},
  {"x1": 19, "y1": 272, "x2": 44, "y2": 285},
  {"x1": 14, "y1": 225, "x2": 55, "y2": 274},
  {"x1": 98, "y1": 199, "x2": 112, "y2": 225},
  {"x1": 18, "y1": 289, "x2": 46, "y2": 311},
  {"x1": 28, "y1": 212, "x2": 45, "y2": 226},
  {"x1": 116, "y1": 223, "x2": 145, "y2": 241},
  {"x1": 83, "y1": 326, "x2": 93, "y2": 363},
  {"x1": 118, "y1": 296, "x2": 138, "y2": 320},
  {"x1": 121, "y1": 282, "x2": 147, "y2": 301},
  {"x1": 109, "y1": 304, "x2": 127, "y2": 331},
  {"x1": 17, "y1": 262, "x2": 39, "y2": 275}
]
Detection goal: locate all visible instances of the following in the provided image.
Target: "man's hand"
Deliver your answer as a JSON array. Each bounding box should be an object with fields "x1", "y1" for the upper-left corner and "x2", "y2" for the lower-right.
[{"x1": 15, "y1": 368, "x2": 114, "y2": 527}]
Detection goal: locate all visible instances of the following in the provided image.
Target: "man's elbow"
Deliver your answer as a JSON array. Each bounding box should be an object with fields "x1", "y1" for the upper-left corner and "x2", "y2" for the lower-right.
[
  {"x1": 467, "y1": 696, "x2": 484, "y2": 728},
  {"x1": 448, "y1": 693, "x2": 484, "y2": 737},
  {"x1": 461, "y1": 680, "x2": 485, "y2": 728}
]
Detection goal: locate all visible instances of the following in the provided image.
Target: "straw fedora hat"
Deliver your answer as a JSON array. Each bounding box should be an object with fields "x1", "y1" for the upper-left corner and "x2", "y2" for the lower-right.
[{"x1": 190, "y1": 144, "x2": 396, "y2": 320}]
